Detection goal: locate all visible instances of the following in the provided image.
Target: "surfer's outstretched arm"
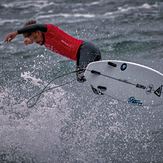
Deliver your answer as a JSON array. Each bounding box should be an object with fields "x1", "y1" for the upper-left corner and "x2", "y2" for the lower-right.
[
  {"x1": 4, "y1": 31, "x2": 18, "y2": 43},
  {"x1": 4, "y1": 24, "x2": 47, "y2": 43},
  {"x1": 17, "y1": 24, "x2": 47, "y2": 35}
]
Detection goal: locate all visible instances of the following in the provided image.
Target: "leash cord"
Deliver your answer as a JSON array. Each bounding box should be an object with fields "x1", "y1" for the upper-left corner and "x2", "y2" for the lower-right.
[{"x1": 26, "y1": 70, "x2": 78, "y2": 108}]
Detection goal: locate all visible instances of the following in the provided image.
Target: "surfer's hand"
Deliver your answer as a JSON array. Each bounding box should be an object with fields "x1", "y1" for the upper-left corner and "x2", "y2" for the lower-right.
[
  {"x1": 4, "y1": 32, "x2": 18, "y2": 43},
  {"x1": 24, "y1": 37, "x2": 33, "y2": 45}
]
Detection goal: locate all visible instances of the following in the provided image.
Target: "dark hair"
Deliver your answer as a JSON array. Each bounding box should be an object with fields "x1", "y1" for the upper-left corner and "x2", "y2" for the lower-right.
[
  {"x1": 23, "y1": 20, "x2": 37, "y2": 37},
  {"x1": 24, "y1": 20, "x2": 37, "y2": 26}
]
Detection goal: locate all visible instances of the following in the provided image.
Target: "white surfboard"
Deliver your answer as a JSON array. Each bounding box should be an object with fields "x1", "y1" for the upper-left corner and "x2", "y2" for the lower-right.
[{"x1": 84, "y1": 60, "x2": 163, "y2": 107}]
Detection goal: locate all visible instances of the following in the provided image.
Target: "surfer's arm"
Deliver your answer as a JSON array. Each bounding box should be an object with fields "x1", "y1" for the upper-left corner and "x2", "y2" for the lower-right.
[
  {"x1": 4, "y1": 31, "x2": 18, "y2": 43},
  {"x1": 17, "y1": 24, "x2": 47, "y2": 34},
  {"x1": 4, "y1": 24, "x2": 47, "y2": 42}
]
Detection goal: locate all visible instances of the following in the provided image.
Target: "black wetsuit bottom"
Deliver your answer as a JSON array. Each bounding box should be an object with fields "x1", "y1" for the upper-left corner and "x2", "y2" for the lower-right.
[{"x1": 76, "y1": 41, "x2": 102, "y2": 82}]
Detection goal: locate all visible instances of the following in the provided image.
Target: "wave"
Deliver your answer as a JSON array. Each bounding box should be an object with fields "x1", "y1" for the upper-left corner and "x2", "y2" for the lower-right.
[
  {"x1": 0, "y1": 2, "x2": 159, "y2": 26},
  {"x1": 1, "y1": 0, "x2": 51, "y2": 9},
  {"x1": 37, "y1": 3, "x2": 159, "y2": 21},
  {"x1": 86, "y1": 1, "x2": 101, "y2": 6},
  {"x1": 37, "y1": 13, "x2": 95, "y2": 19},
  {"x1": 104, "y1": 3, "x2": 158, "y2": 17},
  {"x1": 0, "y1": 18, "x2": 22, "y2": 26},
  {"x1": 1, "y1": 0, "x2": 100, "y2": 10}
]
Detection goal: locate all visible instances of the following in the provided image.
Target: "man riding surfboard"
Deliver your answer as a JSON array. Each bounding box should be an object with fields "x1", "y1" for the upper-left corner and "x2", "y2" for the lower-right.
[{"x1": 4, "y1": 20, "x2": 101, "y2": 82}]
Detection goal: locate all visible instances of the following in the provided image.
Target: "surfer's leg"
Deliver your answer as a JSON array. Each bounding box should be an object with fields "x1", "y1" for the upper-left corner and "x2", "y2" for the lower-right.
[{"x1": 76, "y1": 41, "x2": 101, "y2": 83}]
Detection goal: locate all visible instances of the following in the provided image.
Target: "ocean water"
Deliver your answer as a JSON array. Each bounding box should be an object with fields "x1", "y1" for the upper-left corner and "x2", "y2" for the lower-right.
[{"x1": 0, "y1": 0, "x2": 163, "y2": 163}]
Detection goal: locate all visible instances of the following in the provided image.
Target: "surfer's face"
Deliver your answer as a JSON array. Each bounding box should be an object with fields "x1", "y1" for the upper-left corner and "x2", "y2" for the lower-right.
[
  {"x1": 32, "y1": 31, "x2": 44, "y2": 45},
  {"x1": 24, "y1": 31, "x2": 44, "y2": 45}
]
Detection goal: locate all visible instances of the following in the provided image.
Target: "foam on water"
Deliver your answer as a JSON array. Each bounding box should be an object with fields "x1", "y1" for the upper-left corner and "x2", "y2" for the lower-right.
[
  {"x1": 0, "y1": 2, "x2": 159, "y2": 26},
  {"x1": 21, "y1": 71, "x2": 43, "y2": 86},
  {"x1": 36, "y1": 3, "x2": 159, "y2": 23},
  {"x1": 37, "y1": 13, "x2": 95, "y2": 20},
  {"x1": 1, "y1": 0, "x2": 50, "y2": 9},
  {"x1": 0, "y1": 18, "x2": 22, "y2": 26},
  {"x1": 0, "y1": 80, "x2": 72, "y2": 162},
  {"x1": 104, "y1": 3, "x2": 158, "y2": 17},
  {"x1": 0, "y1": 0, "x2": 163, "y2": 162}
]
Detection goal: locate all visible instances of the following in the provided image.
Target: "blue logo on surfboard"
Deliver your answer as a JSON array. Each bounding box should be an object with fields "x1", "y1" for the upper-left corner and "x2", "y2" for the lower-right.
[{"x1": 128, "y1": 97, "x2": 143, "y2": 106}]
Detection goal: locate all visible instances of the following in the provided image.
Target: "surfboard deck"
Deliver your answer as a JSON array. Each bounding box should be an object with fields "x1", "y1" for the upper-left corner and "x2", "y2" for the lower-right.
[{"x1": 84, "y1": 60, "x2": 163, "y2": 107}]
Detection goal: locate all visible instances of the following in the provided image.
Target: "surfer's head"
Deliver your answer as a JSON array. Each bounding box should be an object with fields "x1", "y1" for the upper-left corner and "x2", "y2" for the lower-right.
[{"x1": 23, "y1": 20, "x2": 44, "y2": 45}]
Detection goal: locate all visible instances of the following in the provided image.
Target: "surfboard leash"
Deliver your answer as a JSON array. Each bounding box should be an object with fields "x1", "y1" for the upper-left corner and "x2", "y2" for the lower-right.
[{"x1": 26, "y1": 69, "x2": 80, "y2": 108}]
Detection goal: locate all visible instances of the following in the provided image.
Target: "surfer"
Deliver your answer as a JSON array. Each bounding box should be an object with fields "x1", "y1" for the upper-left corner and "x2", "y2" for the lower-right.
[{"x1": 4, "y1": 20, "x2": 101, "y2": 82}]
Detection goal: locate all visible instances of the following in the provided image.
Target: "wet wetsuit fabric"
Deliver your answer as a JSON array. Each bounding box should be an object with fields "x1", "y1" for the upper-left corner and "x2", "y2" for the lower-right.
[
  {"x1": 17, "y1": 24, "x2": 47, "y2": 34},
  {"x1": 18, "y1": 24, "x2": 83, "y2": 60},
  {"x1": 17, "y1": 24, "x2": 102, "y2": 82},
  {"x1": 44, "y1": 24, "x2": 83, "y2": 60},
  {"x1": 76, "y1": 41, "x2": 101, "y2": 82}
]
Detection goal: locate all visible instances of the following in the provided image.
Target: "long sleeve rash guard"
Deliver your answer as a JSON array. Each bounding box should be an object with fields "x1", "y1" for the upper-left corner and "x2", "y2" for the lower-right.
[{"x1": 17, "y1": 24, "x2": 83, "y2": 60}]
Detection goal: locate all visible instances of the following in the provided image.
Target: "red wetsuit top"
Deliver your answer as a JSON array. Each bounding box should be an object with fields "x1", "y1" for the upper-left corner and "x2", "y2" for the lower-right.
[
  {"x1": 44, "y1": 24, "x2": 83, "y2": 60},
  {"x1": 17, "y1": 23, "x2": 84, "y2": 60}
]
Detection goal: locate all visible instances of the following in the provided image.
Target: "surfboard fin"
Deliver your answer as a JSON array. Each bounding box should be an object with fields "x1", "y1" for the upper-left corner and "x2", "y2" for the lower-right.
[
  {"x1": 97, "y1": 86, "x2": 107, "y2": 92},
  {"x1": 91, "y1": 85, "x2": 104, "y2": 95},
  {"x1": 108, "y1": 61, "x2": 117, "y2": 67},
  {"x1": 91, "y1": 70, "x2": 101, "y2": 75}
]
